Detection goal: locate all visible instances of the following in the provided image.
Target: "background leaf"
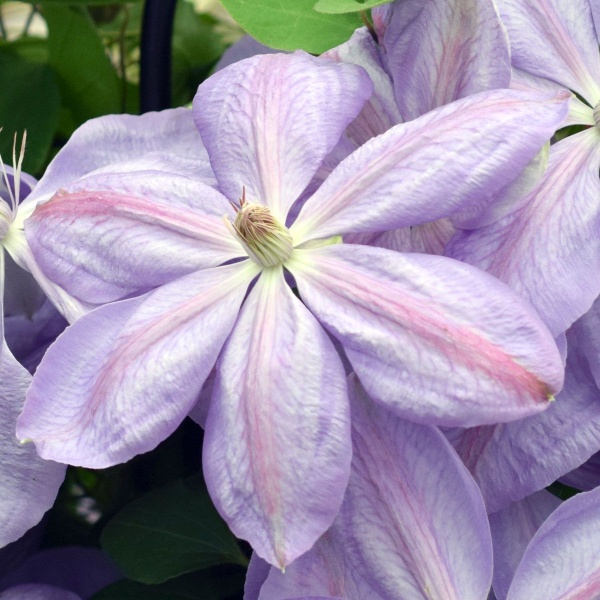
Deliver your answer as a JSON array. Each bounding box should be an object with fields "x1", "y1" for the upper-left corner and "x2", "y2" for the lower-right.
[
  {"x1": 23, "y1": 0, "x2": 141, "y2": 5},
  {"x1": 43, "y1": 5, "x2": 121, "y2": 125},
  {"x1": 219, "y1": 0, "x2": 361, "y2": 53},
  {"x1": 100, "y1": 475, "x2": 247, "y2": 584},
  {"x1": 314, "y1": 0, "x2": 394, "y2": 13},
  {"x1": 171, "y1": 2, "x2": 226, "y2": 106},
  {"x1": 0, "y1": 41, "x2": 60, "y2": 174}
]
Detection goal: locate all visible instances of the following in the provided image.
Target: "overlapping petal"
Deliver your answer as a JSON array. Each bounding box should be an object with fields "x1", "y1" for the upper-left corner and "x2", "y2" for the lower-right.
[
  {"x1": 204, "y1": 267, "x2": 350, "y2": 568},
  {"x1": 0, "y1": 342, "x2": 65, "y2": 549},
  {"x1": 324, "y1": 28, "x2": 402, "y2": 146},
  {"x1": 489, "y1": 491, "x2": 561, "y2": 600},
  {"x1": 290, "y1": 244, "x2": 563, "y2": 427},
  {"x1": 448, "y1": 128, "x2": 600, "y2": 336},
  {"x1": 25, "y1": 189, "x2": 243, "y2": 304},
  {"x1": 193, "y1": 51, "x2": 373, "y2": 222},
  {"x1": 17, "y1": 261, "x2": 259, "y2": 468},
  {"x1": 496, "y1": 0, "x2": 600, "y2": 105},
  {"x1": 447, "y1": 330, "x2": 600, "y2": 512},
  {"x1": 290, "y1": 89, "x2": 569, "y2": 245},
  {"x1": 22, "y1": 108, "x2": 207, "y2": 208},
  {"x1": 258, "y1": 376, "x2": 492, "y2": 600},
  {"x1": 379, "y1": 0, "x2": 510, "y2": 120},
  {"x1": 506, "y1": 486, "x2": 600, "y2": 599}
]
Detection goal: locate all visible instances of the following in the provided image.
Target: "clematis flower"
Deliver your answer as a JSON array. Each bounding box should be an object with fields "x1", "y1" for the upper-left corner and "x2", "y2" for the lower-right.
[
  {"x1": 324, "y1": 0, "x2": 549, "y2": 255},
  {"x1": 19, "y1": 52, "x2": 568, "y2": 566},
  {"x1": 0, "y1": 144, "x2": 66, "y2": 549},
  {"x1": 247, "y1": 375, "x2": 493, "y2": 600},
  {"x1": 447, "y1": 0, "x2": 600, "y2": 338}
]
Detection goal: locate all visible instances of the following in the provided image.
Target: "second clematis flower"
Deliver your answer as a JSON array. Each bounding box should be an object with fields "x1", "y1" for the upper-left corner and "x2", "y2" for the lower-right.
[{"x1": 19, "y1": 52, "x2": 568, "y2": 566}]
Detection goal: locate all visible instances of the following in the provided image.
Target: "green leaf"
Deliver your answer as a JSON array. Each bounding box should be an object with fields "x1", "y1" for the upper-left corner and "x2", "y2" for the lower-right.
[
  {"x1": 0, "y1": 44, "x2": 60, "y2": 174},
  {"x1": 314, "y1": 0, "x2": 393, "y2": 13},
  {"x1": 171, "y1": 2, "x2": 225, "y2": 106},
  {"x1": 43, "y1": 5, "x2": 121, "y2": 123},
  {"x1": 100, "y1": 475, "x2": 247, "y2": 584},
  {"x1": 91, "y1": 567, "x2": 245, "y2": 600},
  {"x1": 219, "y1": 0, "x2": 362, "y2": 53}
]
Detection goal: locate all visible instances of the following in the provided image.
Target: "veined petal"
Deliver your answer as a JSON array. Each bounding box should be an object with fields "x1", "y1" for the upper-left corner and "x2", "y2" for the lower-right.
[
  {"x1": 489, "y1": 491, "x2": 561, "y2": 600},
  {"x1": 381, "y1": 0, "x2": 510, "y2": 120},
  {"x1": 17, "y1": 261, "x2": 259, "y2": 468},
  {"x1": 5, "y1": 231, "x2": 93, "y2": 323},
  {"x1": 496, "y1": 0, "x2": 600, "y2": 106},
  {"x1": 345, "y1": 218, "x2": 456, "y2": 256},
  {"x1": 510, "y1": 68, "x2": 593, "y2": 127},
  {"x1": 506, "y1": 486, "x2": 600, "y2": 600},
  {"x1": 447, "y1": 330, "x2": 600, "y2": 513},
  {"x1": 291, "y1": 89, "x2": 569, "y2": 244},
  {"x1": 324, "y1": 28, "x2": 402, "y2": 146},
  {"x1": 22, "y1": 108, "x2": 207, "y2": 209},
  {"x1": 289, "y1": 244, "x2": 563, "y2": 427},
  {"x1": 571, "y1": 294, "x2": 600, "y2": 390},
  {"x1": 560, "y1": 452, "x2": 600, "y2": 491},
  {"x1": 58, "y1": 152, "x2": 221, "y2": 214},
  {"x1": 244, "y1": 553, "x2": 271, "y2": 600},
  {"x1": 340, "y1": 378, "x2": 491, "y2": 600},
  {"x1": 25, "y1": 189, "x2": 244, "y2": 304},
  {"x1": 260, "y1": 376, "x2": 492, "y2": 600},
  {"x1": 203, "y1": 267, "x2": 350, "y2": 568},
  {"x1": 193, "y1": 51, "x2": 373, "y2": 222},
  {"x1": 448, "y1": 128, "x2": 600, "y2": 337},
  {"x1": 0, "y1": 344, "x2": 66, "y2": 549}
]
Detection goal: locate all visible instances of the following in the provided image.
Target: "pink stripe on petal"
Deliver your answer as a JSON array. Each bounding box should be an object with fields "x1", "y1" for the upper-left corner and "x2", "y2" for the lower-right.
[
  {"x1": 26, "y1": 189, "x2": 243, "y2": 304},
  {"x1": 290, "y1": 245, "x2": 563, "y2": 427},
  {"x1": 17, "y1": 261, "x2": 258, "y2": 467},
  {"x1": 204, "y1": 267, "x2": 350, "y2": 568}
]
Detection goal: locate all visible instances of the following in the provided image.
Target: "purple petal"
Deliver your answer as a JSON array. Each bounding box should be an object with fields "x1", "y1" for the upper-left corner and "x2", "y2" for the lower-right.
[
  {"x1": 290, "y1": 244, "x2": 563, "y2": 427},
  {"x1": 0, "y1": 547, "x2": 121, "y2": 598},
  {"x1": 560, "y1": 452, "x2": 600, "y2": 491},
  {"x1": 0, "y1": 343, "x2": 66, "y2": 548},
  {"x1": 22, "y1": 108, "x2": 207, "y2": 209},
  {"x1": 0, "y1": 584, "x2": 80, "y2": 600},
  {"x1": 260, "y1": 376, "x2": 492, "y2": 599},
  {"x1": 496, "y1": 0, "x2": 600, "y2": 105},
  {"x1": 510, "y1": 68, "x2": 594, "y2": 127},
  {"x1": 506, "y1": 486, "x2": 600, "y2": 599},
  {"x1": 290, "y1": 89, "x2": 569, "y2": 244},
  {"x1": 338, "y1": 378, "x2": 492, "y2": 599},
  {"x1": 381, "y1": 0, "x2": 510, "y2": 120},
  {"x1": 571, "y1": 293, "x2": 600, "y2": 389},
  {"x1": 193, "y1": 51, "x2": 373, "y2": 221},
  {"x1": 325, "y1": 28, "x2": 402, "y2": 146},
  {"x1": 204, "y1": 267, "x2": 350, "y2": 568},
  {"x1": 448, "y1": 329, "x2": 600, "y2": 512},
  {"x1": 25, "y1": 189, "x2": 243, "y2": 304},
  {"x1": 489, "y1": 491, "x2": 561, "y2": 600},
  {"x1": 244, "y1": 553, "x2": 271, "y2": 600},
  {"x1": 345, "y1": 218, "x2": 456, "y2": 256},
  {"x1": 448, "y1": 129, "x2": 600, "y2": 337},
  {"x1": 17, "y1": 261, "x2": 258, "y2": 468}
]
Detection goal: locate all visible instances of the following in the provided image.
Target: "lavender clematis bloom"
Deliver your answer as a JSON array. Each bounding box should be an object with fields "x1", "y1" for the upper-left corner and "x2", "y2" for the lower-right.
[
  {"x1": 327, "y1": 0, "x2": 545, "y2": 253},
  {"x1": 20, "y1": 52, "x2": 567, "y2": 566},
  {"x1": 0, "y1": 155, "x2": 66, "y2": 550},
  {"x1": 447, "y1": 0, "x2": 600, "y2": 337},
  {"x1": 252, "y1": 375, "x2": 493, "y2": 600}
]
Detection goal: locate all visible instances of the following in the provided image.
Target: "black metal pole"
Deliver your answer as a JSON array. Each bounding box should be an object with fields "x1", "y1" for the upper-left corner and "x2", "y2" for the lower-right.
[{"x1": 139, "y1": 0, "x2": 178, "y2": 113}]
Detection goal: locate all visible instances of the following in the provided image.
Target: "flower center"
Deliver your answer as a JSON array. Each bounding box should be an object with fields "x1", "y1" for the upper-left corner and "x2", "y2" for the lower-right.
[{"x1": 228, "y1": 194, "x2": 294, "y2": 268}]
